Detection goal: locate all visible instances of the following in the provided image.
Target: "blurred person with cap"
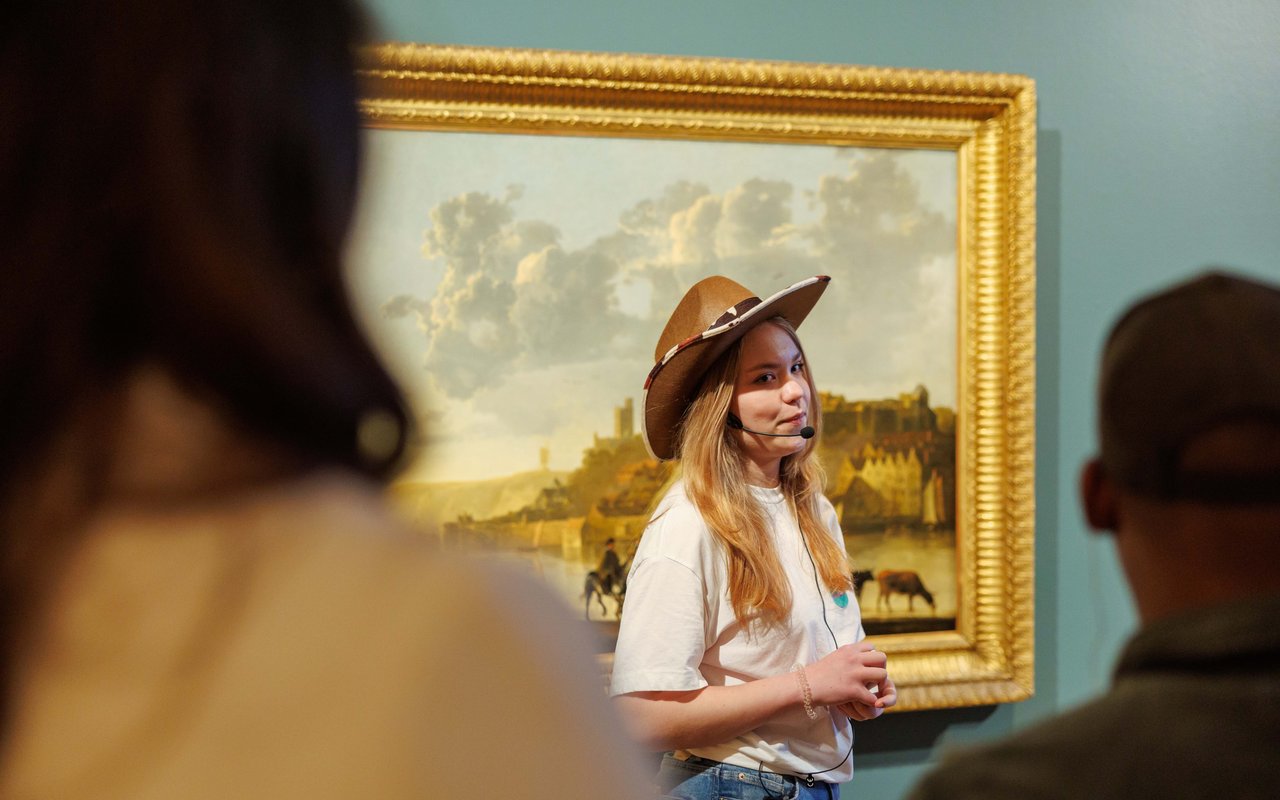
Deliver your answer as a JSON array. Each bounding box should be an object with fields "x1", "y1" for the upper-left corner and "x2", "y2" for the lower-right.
[
  {"x1": 0, "y1": 2, "x2": 649, "y2": 798},
  {"x1": 611, "y1": 276, "x2": 896, "y2": 800},
  {"x1": 909, "y1": 270, "x2": 1280, "y2": 799}
]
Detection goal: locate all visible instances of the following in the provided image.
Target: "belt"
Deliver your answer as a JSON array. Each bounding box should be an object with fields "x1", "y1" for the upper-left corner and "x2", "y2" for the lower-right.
[{"x1": 669, "y1": 751, "x2": 838, "y2": 797}]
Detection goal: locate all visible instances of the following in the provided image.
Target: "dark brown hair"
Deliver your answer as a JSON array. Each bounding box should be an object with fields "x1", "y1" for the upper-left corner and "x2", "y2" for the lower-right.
[
  {"x1": 0, "y1": 0, "x2": 408, "y2": 484},
  {"x1": 0, "y1": 0, "x2": 408, "y2": 723}
]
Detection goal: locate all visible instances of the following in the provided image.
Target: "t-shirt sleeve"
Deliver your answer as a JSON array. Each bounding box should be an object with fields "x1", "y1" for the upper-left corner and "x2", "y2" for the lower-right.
[
  {"x1": 609, "y1": 501, "x2": 715, "y2": 696},
  {"x1": 818, "y1": 494, "x2": 846, "y2": 553},
  {"x1": 609, "y1": 554, "x2": 709, "y2": 695}
]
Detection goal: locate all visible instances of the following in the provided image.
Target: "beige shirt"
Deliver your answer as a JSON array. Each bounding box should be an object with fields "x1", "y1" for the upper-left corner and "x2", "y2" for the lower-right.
[{"x1": 1, "y1": 471, "x2": 649, "y2": 799}]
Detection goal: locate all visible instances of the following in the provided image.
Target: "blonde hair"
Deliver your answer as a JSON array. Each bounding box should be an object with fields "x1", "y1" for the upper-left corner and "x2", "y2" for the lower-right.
[{"x1": 677, "y1": 318, "x2": 851, "y2": 630}]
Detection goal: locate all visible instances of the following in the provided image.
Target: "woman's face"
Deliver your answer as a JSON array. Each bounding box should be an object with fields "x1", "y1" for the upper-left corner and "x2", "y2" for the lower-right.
[{"x1": 729, "y1": 321, "x2": 812, "y2": 483}]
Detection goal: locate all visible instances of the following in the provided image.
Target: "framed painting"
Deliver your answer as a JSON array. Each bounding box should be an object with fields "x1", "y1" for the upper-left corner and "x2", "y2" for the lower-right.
[{"x1": 349, "y1": 44, "x2": 1035, "y2": 711}]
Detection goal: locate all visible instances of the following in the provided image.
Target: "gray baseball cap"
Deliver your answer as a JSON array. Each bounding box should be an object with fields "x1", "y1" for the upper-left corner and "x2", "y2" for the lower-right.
[{"x1": 1098, "y1": 270, "x2": 1280, "y2": 502}]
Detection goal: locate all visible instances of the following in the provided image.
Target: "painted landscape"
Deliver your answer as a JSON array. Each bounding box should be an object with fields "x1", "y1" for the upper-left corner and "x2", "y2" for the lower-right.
[{"x1": 346, "y1": 129, "x2": 959, "y2": 644}]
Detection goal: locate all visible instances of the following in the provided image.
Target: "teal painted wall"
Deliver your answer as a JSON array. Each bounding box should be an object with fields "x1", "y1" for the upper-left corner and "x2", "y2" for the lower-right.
[{"x1": 361, "y1": 1, "x2": 1280, "y2": 795}]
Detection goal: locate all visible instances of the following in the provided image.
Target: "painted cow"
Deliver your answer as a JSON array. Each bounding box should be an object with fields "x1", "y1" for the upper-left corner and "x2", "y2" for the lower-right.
[
  {"x1": 875, "y1": 570, "x2": 936, "y2": 613},
  {"x1": 851, "y1": 569, "x2": 874, "y2": 602}
]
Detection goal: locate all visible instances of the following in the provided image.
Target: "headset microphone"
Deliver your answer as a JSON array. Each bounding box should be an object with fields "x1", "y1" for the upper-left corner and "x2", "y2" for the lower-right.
[{"x1": 726, "y1": 413, "x2": 815, "y2": 440}]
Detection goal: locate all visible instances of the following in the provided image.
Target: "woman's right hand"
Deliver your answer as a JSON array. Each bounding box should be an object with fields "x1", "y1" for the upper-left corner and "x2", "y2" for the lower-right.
[{"x1": 803, "y1": 641, "x2": 888, "y2": 708}]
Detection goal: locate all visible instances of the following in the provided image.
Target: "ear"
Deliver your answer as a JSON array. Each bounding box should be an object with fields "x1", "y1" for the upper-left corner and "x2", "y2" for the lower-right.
[{"x1": 1080, "y1": 458, "x2": 1119, "y2": 532}]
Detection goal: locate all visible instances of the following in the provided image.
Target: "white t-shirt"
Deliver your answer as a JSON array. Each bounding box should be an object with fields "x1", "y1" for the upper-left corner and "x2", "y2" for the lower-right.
[{"x1": 611, "y1": 479, "x2": 865, "y2": 783}]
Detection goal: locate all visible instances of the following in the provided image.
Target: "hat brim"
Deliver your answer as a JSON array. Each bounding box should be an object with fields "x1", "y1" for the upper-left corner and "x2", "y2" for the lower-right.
[{"x1": 642, "y1": 275, "x2": 830, "y2": 460}]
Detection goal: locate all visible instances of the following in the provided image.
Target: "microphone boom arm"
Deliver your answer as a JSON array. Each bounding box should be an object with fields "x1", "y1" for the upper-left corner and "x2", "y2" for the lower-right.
[{"x1": 727, "y1": 413, "x2": 815, "y2": 440}]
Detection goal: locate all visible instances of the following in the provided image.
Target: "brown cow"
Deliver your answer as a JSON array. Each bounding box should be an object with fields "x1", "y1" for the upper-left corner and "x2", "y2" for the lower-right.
[
  {"x1": 876, "y1": 570, "x2": 936, "y2": 613},
  {"x1": 851, "y1": 569, "x2": 874, "y2": 602}
]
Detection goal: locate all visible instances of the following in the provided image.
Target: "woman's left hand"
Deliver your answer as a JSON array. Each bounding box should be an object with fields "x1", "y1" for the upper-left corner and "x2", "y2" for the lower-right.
[{"x1": 836, "y1": 674, "x2": 897, "y2": 721}]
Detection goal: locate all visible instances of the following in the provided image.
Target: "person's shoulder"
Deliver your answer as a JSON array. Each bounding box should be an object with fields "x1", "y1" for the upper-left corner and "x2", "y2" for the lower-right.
[
  {"x1": 634, "y1": 480, "x2": 718, "y2": 566},
  {"x1": 813, "y1": 491, "x2": 843, "y2": 542},
  {"x1": 225, "y1": 472, "x2": 609, "y2": 704},
  {"x1": 913, "y1": 677, "x2": 1280, "y2": 799},
  {"x1": 645, "y1": 481, "x2": 705, "y2": 534},
  {"x1": 906, "y1": 694, "x2": 1135, "y2": 800},
  {"x1": 816, "y1": 491, "x2": 837, "y2": 513},
  {"x1": 227, "y1": 469, "x2": 428, "y2": 569},
  {"x1": 248, "y1": 471, "x2": 597, "y2": 663},
  {"x1": 815, "y1": 491, "x2": 838, "y2": 523},
  {"x1": 246, "y1": 485, "x2": 655, "y2": 799},
  {"x1": 184, "y1": 469, "x2": 519, "y2": 636}
]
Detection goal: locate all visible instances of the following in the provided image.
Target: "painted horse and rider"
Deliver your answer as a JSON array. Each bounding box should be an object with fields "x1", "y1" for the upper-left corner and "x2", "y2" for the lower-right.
[{"x1": 584, "y1": 538, "x2": 628, "y2": 619}]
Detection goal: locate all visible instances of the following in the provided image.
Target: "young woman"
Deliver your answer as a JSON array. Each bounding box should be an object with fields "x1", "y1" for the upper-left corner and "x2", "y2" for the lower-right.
[
  {"x1": 612, "y1": 275, "x2": 896, "y2": 799},
  {"x1": 0, "y1": 3, "x2": 648, "y2": 797}
]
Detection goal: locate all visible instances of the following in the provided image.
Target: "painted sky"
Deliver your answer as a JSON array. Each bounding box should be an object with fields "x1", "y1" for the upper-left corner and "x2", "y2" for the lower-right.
[{"x1": 346, "y1": 131, "x2": 957, "y2": 483}]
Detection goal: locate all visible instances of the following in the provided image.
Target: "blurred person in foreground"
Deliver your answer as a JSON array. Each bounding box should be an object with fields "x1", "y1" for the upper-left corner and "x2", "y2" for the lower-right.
[
  {"x1": 909, "y1": 271, "x2": 1280, "y2": 799},
  {"x1": 0, "y1": 2, "x2": 648, "y2": 798}
]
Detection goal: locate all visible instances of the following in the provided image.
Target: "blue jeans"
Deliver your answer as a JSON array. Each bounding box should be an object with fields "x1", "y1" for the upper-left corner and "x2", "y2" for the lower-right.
[{"x1": 656, "y1": 752, "x2": 839, "y2": 800}]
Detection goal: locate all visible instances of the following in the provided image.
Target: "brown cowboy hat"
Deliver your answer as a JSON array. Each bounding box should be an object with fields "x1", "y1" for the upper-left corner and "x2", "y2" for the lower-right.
[{"x1": 642, "y1": 274, "x2": 830, "y2": 460}]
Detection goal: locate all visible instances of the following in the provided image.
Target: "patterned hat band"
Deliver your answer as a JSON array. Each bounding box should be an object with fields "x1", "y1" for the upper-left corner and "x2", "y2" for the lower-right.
[{"x1": 710, "y1": 297, "x2": 762, "y2": 329}]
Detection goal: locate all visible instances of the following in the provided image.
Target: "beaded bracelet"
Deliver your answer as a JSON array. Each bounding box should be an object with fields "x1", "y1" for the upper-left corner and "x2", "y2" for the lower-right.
[{"x1": 792, "y1": 664, "x2": 818, "y2": 719}]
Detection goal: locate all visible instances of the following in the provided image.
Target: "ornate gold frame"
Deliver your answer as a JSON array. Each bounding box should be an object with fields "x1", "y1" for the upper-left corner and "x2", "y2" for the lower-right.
[{"x1": 357, "y1": 44, "x2": 1036, "y2": 711}]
